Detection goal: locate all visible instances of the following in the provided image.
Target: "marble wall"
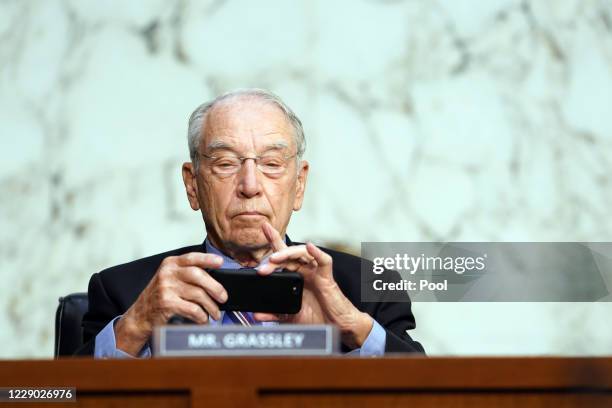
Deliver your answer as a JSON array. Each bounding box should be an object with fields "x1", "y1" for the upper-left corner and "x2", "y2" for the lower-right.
[{"x1": 1, "y1": 0, "x2": 612, "y2": 358}]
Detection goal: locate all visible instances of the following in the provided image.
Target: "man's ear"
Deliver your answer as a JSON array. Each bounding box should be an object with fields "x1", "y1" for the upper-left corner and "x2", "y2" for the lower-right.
[
  {"x1": 293, "y1": 160, "x2": 309, "y2": 211},
  {"x1": 182, "y1": 162, "x2": 200, "y2": 211}
]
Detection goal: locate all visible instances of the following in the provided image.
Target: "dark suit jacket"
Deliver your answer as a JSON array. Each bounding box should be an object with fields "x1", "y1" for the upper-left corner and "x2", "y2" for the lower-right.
[{"x1": 75, "y1": 240, "x2": 425, "y2": 355}]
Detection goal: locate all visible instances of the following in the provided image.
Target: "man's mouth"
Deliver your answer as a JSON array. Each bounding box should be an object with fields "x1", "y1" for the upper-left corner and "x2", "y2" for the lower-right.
[{"x1": 235, "y1": 211, "x2": 265, "y2": 217}]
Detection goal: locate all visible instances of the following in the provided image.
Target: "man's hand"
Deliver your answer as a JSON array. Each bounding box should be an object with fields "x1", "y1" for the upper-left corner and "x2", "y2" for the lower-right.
[
  {"x1": 114, "y1": 253, "x2": 227, "y2": 356},
  {"x1": 255, "y1": 222, "x2": 373, "y2": 349}
]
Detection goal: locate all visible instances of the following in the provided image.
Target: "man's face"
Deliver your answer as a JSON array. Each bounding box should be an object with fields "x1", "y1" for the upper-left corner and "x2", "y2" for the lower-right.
[{"x1": 182, "y1": 97, "x2": 309, "y2": 253}]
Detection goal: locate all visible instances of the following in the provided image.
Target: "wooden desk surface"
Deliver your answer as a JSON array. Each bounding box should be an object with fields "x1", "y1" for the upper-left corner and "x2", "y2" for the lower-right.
[{"x1": 1, "y1": 356, "x2": 611, "y2": 407}]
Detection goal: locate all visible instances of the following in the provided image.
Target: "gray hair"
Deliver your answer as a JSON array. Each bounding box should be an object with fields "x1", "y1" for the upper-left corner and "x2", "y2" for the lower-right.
[{"x1": 187, "y1": 88, "x2": 306, "y2": 169}]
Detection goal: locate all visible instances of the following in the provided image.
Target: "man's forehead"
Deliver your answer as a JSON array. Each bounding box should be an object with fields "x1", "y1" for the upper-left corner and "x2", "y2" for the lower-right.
[{"x1": 202, "y1": 98, "x2": 295, "y2": 151}]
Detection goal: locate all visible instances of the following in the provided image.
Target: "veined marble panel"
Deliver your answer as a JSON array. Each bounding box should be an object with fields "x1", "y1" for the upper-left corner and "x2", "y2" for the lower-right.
[{"x1": 1, "y1": 0, "x2": 612, "y2": 357}]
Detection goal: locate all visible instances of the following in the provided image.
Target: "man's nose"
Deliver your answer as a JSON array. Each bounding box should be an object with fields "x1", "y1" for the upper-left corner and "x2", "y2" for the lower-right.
[{"x1": 237, "y1": 159, "x2": 262, "y2": 198}]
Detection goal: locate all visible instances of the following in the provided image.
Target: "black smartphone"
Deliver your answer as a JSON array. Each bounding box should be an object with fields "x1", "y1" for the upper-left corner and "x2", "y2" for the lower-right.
[{"x1": 207, "y1": 268, "x2": 303, "y2": 314}]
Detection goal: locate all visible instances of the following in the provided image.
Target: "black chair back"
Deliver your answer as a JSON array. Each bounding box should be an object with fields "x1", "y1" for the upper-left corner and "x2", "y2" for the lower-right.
[{"x1": 54, "y1": 293, "x2": 88, "y2": 357}]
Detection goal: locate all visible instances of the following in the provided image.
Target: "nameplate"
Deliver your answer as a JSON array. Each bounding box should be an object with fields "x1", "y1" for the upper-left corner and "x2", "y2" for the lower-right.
[{"x1": 153, "y1": 324, "x2": 339, "y2": 357}]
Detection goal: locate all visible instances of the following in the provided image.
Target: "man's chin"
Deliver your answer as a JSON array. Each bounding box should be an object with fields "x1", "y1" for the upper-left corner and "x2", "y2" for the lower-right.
[{"x1": 226, "y1": 230, "x2": 269, "y2": 251}]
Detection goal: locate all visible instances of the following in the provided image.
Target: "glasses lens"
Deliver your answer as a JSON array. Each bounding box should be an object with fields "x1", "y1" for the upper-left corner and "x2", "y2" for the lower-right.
[
  {"x1": 211, "y1": 156, "x2": 241, "y2": 174},
  {"x1": 258, "y1": 155, "x2": 287, "y2": 174}
]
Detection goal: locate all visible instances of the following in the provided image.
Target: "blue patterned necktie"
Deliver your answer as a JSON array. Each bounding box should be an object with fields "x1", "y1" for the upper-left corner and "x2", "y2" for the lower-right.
[{"x1": 223, "y1": 310, "x2": 255, "y2": 326}]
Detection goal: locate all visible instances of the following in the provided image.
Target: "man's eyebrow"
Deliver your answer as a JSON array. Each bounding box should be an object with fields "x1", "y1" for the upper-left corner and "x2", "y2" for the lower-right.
[
  {"x1": 205, "y1": 140, "x2": 290, "y2": 153},
  {"x1": 262, "y1": 141, "x2": 289, "y2": 151},
  {"x1": 205, "y1": 140, "x2": 234, "y2": 152}
]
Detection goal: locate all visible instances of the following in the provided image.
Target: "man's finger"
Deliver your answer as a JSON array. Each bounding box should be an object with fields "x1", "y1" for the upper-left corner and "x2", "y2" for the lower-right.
[
  {"x1": 264, "y1": 254, "x2": 315, "y2": 273},
  {"x1": 258, "y1": 245, "x2": 316, "y2": 275},
  {"x1": 270, "y1": 245, "x2": 315, "y2": 264},
  {"x1": 257, "y1": 260, "x2": 291, "y2": 276},
  {"x1": 262, "y1": 222, "x2": 287, "y2": 252},
  {"x1": 256, "y1": 263, "x2": 275, "y2": 276},
  {"x1": 257, "y1": 259, "x2": 301, "y2": 275},
  {"x1": 172, "y1": 297, "x2": 210, "y2": 325},
  {"x1": 306, "y1": 242, "x2": 332, "y2": 266},
  {"x1": 177, "y1": 281, "x2": 222, "y2": 321},
  {"x1": 175, "y1": 252, "x2": 224, "y2": 268},
  {"x1": 253, "y1": 312, "x2": 280, "y2": 322},
  {"x1": 177, "y1": 267, "x2": 228, "y2": 304}
]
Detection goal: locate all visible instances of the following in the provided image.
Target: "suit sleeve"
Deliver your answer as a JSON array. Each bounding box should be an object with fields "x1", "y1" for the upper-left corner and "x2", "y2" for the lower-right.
[
  {"x1": 374, "y1": 299, "x2": 425, "y2": 353},
  {"x1": 73, "y1": 272, "x2": 122, "y2": 356},
  {"x1": 366, "y1": 268, "x2": 425, "y2": 354}
]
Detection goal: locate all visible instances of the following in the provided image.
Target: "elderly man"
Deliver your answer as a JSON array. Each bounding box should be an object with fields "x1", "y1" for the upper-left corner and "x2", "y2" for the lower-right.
[{"x1": 77, "y1": 89, "x2": 424, "y2": 357}]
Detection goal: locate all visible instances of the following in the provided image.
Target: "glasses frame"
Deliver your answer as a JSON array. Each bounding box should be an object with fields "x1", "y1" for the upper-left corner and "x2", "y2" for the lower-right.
[{"x1": 198, "y1": 152, "x2": 298, "y2": 176}]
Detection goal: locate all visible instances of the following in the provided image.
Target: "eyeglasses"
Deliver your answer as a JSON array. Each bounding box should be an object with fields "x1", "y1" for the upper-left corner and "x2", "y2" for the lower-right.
[{"x1": 199, "y1": 152, "x2": 297, "y2": 176}]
